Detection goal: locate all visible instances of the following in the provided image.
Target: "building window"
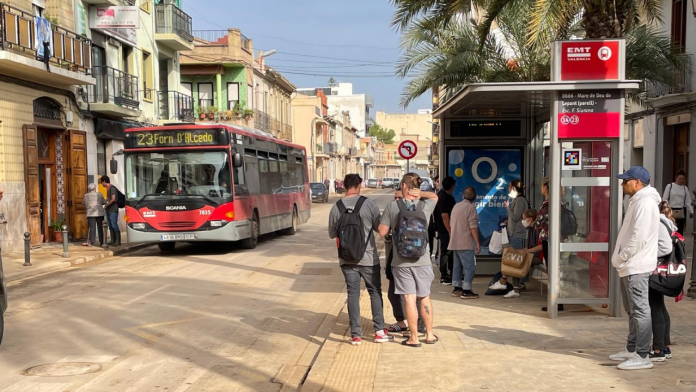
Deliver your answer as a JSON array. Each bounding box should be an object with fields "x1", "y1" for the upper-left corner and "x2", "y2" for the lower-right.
[
  {"x1": 227, "y1": 82, "x2": 239, "y2": 109},
  {"x1": 97, "y1": 139, "x2": 106, "y2": 176},
  {"x1": 142, "y1": 50, "x2": 153, "y2": 101},
  {"x1": 198, "y1": 83, "x2": 214, "y2": 108},
  {"x1": 671, "y1": 0, "x2": 687, "y2": 53},
  {"x1": 181, "y1": 82, "x2": 192, "y2": 97}
]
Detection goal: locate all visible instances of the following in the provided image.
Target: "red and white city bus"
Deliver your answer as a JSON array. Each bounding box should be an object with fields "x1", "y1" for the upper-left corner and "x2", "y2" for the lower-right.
[{"x1": 122, "y1": 123, "x2": 311, "y2": 251}]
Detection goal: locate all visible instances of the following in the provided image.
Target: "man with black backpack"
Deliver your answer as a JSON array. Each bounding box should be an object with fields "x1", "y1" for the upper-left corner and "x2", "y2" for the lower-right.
[
  {"x1": 101, "y1": 175, "x2": 123, "y2": 246},
  {"x1": 378, "y1": 173, "x2": 438, "y2": 347},
  {"x1": 328, "y1": 174, "x2": 392, "y2": 346}
]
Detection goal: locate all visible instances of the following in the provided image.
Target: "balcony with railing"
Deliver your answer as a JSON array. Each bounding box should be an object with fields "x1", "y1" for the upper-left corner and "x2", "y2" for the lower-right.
[
  {"x1": 0, "y1": 2, "x2": 94, "y2": 87},
  {"x1": 155, "y1": 1, "x2": 194, "y2": 51},
  {"x1": 159, "y1": 91, "x2": 194, "y2": 122},
  {"x1": 89, "y1": 65, "x2": 140, "y2": 117},
  {"x1": 645, "y1": 54, "x2": 692, "y2": 101},
  {"x1": 181, "y1": 29, "x2": 253, "y2": 68}
]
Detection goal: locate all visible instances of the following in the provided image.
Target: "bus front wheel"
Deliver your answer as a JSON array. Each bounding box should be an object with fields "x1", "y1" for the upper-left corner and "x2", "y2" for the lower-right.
[{"x1": 158, "y1": 242, "x2": 175, "y2": 252}]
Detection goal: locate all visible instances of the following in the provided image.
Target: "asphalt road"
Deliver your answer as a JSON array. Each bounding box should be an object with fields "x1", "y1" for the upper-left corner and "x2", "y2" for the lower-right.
[{"x1": 0, "y1": 188, "x2": 395, "y2": 392}]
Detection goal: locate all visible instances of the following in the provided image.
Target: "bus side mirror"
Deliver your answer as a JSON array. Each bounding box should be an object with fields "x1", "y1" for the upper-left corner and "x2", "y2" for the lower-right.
[
  {"x1": 233, "y1": 153, "x2": 243, "y2": 168},
  {"x1": 110, "y1": 158, "x2": 118, "y2": 174}
]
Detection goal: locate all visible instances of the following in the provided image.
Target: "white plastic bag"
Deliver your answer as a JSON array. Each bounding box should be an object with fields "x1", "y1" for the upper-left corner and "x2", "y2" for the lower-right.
[
  {"x1": 501, "y1": 227, "x2": 509, "y2": 245},
  {"x1": 489, "y1": 231, "x2": 503, "y2": 254}
]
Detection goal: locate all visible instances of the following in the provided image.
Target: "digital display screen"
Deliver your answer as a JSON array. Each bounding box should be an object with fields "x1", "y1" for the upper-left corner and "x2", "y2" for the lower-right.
[
  {"x1": 125, "y1": 129, "x2": 228, "y2": 148},
  {"x1": 449, "y1": 120, "x2": 521, "y2": 138}
]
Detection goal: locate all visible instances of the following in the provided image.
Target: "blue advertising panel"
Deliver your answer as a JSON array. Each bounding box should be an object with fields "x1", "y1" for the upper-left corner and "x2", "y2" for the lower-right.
[{"x1": 448, "y1": 148, "x2": 522, "y2": 255}]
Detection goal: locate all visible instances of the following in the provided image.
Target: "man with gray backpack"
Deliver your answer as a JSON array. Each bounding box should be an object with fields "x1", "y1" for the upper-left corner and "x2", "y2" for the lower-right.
[
  {"x1": 379, "y1": 173, "x2": 438, "y2": 347},
  {"x1": 328, "y1": 174, "x2": 392, "y2": 346}
]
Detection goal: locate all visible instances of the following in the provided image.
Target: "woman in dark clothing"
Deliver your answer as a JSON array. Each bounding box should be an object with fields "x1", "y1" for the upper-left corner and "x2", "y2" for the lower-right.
[{"x1": 649, "y1": 201, "x2": 677, "y2": 362}]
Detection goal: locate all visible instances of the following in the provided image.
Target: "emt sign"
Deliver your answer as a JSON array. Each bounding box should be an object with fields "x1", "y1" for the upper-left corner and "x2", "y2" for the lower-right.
[{"x1": 555, "y1": 40, "x2": 624, "y2": 81}]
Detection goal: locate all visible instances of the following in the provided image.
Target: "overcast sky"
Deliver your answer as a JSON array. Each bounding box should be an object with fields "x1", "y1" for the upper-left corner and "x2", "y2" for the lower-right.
[{"x1": 182, "y1": 0, "x2": 433, "y2": 115}]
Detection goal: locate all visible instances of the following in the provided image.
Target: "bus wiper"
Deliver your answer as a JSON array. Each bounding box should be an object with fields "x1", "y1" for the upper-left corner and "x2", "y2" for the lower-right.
[
  {"x1": 133, "y1": 193, "x2": 166, "y2": 209},
  {"x1": 172, "y1": 193, "x2": 219, "y2": 206}
]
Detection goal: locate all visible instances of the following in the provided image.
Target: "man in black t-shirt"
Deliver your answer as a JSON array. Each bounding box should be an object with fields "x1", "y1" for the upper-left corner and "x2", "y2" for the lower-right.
[{"x1": 434, "y1": 177, "x2": 456, "y2": 285}]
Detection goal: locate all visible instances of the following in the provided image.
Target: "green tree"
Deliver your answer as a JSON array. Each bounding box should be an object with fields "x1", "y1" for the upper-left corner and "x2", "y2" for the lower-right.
[
  {"x1": 369, "y1": 124, "x2": 397, "y2": 144},
  {"x1": 389, "y1": 0, "x2": 663, "y2": 43},
  {"x1": 395, "y1": 0, "x2": 684, "y2": 107},
  {"x1": 328, "y1": 77, "x2": 337, "y2": 87}
]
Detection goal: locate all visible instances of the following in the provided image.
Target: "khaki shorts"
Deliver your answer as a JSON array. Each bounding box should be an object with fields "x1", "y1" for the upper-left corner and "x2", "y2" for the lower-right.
[{"x1": 392, "y1": 265, "x2": 434, "y2": 297}]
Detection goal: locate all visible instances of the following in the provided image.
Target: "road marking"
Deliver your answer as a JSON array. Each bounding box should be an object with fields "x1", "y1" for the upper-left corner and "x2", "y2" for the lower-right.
[{"x1": 123, "y1": 284, "x2": 172, "y2": 305}]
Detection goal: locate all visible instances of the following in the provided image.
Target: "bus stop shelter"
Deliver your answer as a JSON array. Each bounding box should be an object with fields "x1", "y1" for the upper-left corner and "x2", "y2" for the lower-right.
[{"x1": 433, "y1": 79, "x2": 640, "y2": 318}]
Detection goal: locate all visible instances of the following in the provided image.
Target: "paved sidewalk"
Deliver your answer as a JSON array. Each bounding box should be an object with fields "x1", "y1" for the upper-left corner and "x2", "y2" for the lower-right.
[
  {"x1": 1, "y1": 240, "x2": 151, "y2": 283},
  {"x1": 302, "y1": 270, "x2": 696, "y2": 392}
]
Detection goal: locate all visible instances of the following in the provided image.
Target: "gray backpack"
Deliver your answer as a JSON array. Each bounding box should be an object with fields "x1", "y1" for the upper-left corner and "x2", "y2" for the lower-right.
[{"x1": 394, "y1": 200, "x2": 429, "y2": 258}]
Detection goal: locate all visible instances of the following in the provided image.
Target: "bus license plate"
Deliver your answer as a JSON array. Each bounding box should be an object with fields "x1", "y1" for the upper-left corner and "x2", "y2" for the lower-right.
[{"x1": 161, "y1": 234, "x2": 195, "y2": 241}]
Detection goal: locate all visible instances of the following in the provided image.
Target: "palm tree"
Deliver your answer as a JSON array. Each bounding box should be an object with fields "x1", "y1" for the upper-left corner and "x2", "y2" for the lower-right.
[
  {"x1": 395, "y1": 1, "x2": 683, "y2": 107},
  {"x1": 390, "y1": 0, "x2": 662, "y2": 44}
]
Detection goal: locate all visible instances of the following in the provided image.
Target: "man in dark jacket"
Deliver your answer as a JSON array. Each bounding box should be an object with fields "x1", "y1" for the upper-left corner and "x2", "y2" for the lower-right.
[{"x1": 434, "y1": 177, "x2": 456, "y2": 285}]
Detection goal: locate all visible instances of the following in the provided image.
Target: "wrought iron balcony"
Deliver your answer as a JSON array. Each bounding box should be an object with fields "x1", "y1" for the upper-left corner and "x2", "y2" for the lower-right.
[
  {"x1": 155, "y1": 2, "x2": 193, "y2": 51},
  {"x1": 645, "y1": 54, "x2": 692, "y2": 99},
  {"x1": 254, "y1": 109, "x2": 271, "y2": 132},
  {"x1": 159, "y1": 91, "x2": 194, "y2": 122},
  {"x1": 90, "y1": 65, "x2": 139, "y2": 109},
  {"x1": 0, "y1": 2, "x2": 93, "y2": 85}
]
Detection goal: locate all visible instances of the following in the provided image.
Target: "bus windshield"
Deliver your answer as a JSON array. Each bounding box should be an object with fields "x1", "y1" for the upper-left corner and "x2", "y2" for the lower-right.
[{"x1": 125, "y1": 151, "x2": 232, "y2": 201}]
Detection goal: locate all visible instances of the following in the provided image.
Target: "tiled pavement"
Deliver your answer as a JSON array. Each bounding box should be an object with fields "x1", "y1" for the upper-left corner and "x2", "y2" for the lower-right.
[{"x1": 302, "y1": 269, "x2": 696, "y2": 392}]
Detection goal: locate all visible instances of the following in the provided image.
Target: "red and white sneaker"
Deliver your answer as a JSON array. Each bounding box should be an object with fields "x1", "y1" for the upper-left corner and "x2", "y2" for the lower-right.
[
  {"x1": 374, "y1": 329, "x2": 394, "y2": 343},
  {"x1": 350, "y1": 336, "x2": 362, "y2": 346}
]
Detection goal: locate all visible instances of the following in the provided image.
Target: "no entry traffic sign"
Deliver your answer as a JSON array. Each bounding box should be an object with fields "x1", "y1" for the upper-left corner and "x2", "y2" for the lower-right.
[{"x1": 398, "y1": 140, "x2": 417, "y2": 160}]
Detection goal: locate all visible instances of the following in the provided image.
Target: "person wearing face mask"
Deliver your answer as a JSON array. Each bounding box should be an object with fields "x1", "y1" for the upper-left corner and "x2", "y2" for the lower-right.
[
  {"x1": 490, "y1": 209, "x2": 542, "y2": 297},
  {"x1": 505, "y1": 180, "x2": 529, "y2": 249}
]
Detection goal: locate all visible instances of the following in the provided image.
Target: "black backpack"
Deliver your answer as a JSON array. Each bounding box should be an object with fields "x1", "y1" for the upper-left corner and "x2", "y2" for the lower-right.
[
  {"x1": 115, "y1": 187, "x2": 126, "y2": 208},
  {"x1": 336, "y1": 196, "x2": 371, "y2": 263},
  {"x1": 650, "y1": 221, "x2": 687, "y2": 297},
  {"x1": 560, "y1": 203, "x2": 578, "y2": 238},
  {"x1": 394, "y1": 199, "x2": 429, "y2": 258}
]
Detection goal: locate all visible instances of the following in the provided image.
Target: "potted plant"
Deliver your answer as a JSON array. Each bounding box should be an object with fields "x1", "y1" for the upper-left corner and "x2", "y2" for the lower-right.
[
  {"x1": 233, "y1": 103, "x2": 243, "y2": 119},
  {"x1": 196, "y1": 106, "x2": 207, "y2": 120},
  {"x1": 50, "y1": 216, "x2": 66, "y2": 242},
  {"x1": 207, "y1": 106, "x2": 218, "y2": 121},
  {"x1": 244, "y1": 108, "x2": 254, "y2": 120},
  {"x1": 223, "y1": 110, "x2": 234, "y2": 121}
]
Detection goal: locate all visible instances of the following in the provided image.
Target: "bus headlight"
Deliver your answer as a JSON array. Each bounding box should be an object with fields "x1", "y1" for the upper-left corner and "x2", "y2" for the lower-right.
[
  {"x1": 210, "y1": 221, "x2": 223, "y2": 227},
  {"x1": 132, "y1": 223, "x2": 146, "y2": 230}
]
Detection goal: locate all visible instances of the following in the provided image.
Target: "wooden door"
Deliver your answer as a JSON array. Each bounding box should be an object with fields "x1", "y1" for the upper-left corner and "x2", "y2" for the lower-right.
[
  {"x1": 23, "y1": 125, "x2": 42, "y2": 246},
  {"x1": 67, "y1": 130, "x2": 88, "y2": 240},
  {"x1": 673, "y1": 124, "x2": 689, "y2": 177}
]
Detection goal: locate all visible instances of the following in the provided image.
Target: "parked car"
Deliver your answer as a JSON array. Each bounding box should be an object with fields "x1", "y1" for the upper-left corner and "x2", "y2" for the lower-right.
[
  {"x1": 366, "y1": 178, "x2": 379, "y2": 188},
  {"x1": 310, "y1": 182, "x2": 329, "y2": 203},
  {"x1": 391, "y1": 177, "x2": 401, "y2": 189},
  {"x1": 381, "y1": 177, "x2": 394, "y2": 189},
  {"x1": 420, "y1": 177, "x2": 435, "y2": 192}
]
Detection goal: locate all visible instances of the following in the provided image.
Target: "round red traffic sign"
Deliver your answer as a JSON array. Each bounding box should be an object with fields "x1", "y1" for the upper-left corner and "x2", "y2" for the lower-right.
[{"x1": 398, "y1": 140, "x2": 418, "y2": 160}]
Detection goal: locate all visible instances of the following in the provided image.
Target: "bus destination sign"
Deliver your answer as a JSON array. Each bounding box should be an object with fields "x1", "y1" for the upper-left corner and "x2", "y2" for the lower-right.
[{"x1": 125, "y1": 129, "x2": 227, "y2": 148}]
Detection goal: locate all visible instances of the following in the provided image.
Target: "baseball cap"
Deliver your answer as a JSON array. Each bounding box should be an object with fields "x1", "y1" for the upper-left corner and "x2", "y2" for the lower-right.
[{"x1": 617, "y1": 166, "x2": 650, "y2": 184}]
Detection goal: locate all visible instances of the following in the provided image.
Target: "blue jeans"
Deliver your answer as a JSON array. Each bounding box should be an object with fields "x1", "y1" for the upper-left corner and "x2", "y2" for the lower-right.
[
  {"x1": 106, "y1": 212, "x2": 119, "y2": 230},
  {"x1": 452, "y1": 250, "x2": 476, "y2": 290},
  {"x1": 509, "y1": 236, "x2": 525, "y2": 250}
]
